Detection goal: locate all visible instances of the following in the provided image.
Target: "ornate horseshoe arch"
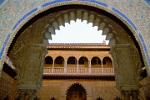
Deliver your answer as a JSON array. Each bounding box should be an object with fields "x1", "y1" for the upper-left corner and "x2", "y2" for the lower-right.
[
  {"x1": 1, "y1": 0, "x2": 149, "y2": 76},
  {"x1": 0, "y1": 1, "x2": 149, "y2": 99}
]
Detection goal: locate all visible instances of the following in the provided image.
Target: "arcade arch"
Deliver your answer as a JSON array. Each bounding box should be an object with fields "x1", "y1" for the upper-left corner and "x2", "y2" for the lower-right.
[
  {"x1": 67, "y1": 56, "x2": 77, "y2": 67},
  {"x1": 103, "y1": 56, "x2": 112, "y2": 68},
  {"x1": 45, "y1": 56, "x2": 53, "y2": 64},
  {"x1": 54, "y1": 56, "x2": 64, "y2": 67},
  {"x1": 79, "y1": 56, "x2": 89, "y2": 68},
  {"x1": 5, "y1": 3, "x2": 145, "y2": 100},
  {"x1": 91, "y1": 57, "x2": 102, "y2": 67}
]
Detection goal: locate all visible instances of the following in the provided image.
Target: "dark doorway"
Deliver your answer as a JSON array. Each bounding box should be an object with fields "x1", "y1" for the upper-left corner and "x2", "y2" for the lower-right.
[{"x1": 66, "y1": 83, "x2": 86, "y2": 100}]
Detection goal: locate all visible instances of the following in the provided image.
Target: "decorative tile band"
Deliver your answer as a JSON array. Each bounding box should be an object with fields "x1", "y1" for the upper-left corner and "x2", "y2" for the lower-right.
[
  {"x1": 0, "y1": 34, "x2": 10, "y2": 59},
  {"x1": 112, "y1": 7, "x2": 137, "y2": 30},
  {"x1": 12, "y1": 0, "x2": 137, "y2": 31},
  {"x1": 13, "y1": 8, "x2": 38, "y2": 30},
  {"x1": 138, "y1": 32, "x2": 150, "y2": 65},
  {"x1": 42, "y1": 0, "x2": 70, "y2": 7},
  {"x1": 0, "y1": 0, "x2": 149, "y2": 68},
  {"x1": 79, "y1": 0, "x2": 108, "y2": 7}
]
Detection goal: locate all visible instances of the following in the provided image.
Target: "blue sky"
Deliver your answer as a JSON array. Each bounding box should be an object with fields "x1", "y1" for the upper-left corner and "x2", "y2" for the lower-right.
[{"x1": 48, "y1": 19, "x2": 108, "y2": 44}]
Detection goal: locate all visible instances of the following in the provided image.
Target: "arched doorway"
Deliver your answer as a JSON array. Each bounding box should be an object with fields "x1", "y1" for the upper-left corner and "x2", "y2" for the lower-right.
[
  {"x1": 96, "y1": 97, "x2": 104, "y2": 100},
  {"x1": 66, "y1": 83, "x2": 87, "y2": 100},
  {"x1": 3, "y1": 2, "x2": 146, "y2": 99}
]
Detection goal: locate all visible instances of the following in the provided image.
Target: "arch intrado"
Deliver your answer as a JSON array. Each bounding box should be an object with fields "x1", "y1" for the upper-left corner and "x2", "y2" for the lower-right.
[{"x1": 0, "y1": 1, "x2": 149, "y2": 76}]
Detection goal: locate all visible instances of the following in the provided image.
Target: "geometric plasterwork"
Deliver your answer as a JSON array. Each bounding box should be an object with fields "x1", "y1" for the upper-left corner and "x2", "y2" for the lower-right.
[
  {"x1": 14, "y1": 44, "x2": 47, "y2": 90},
  {"x1": 110, "y1": 44, "x2": 143, "y2": 99},
  {"x1": 110, "y1": 44, "x2": 142, "y2": 91}
]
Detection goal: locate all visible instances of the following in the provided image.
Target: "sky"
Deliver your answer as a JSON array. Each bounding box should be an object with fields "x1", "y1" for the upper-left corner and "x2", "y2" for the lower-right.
[{"x1": 48, "y1": 19, "x2": 108, "y2": 44}]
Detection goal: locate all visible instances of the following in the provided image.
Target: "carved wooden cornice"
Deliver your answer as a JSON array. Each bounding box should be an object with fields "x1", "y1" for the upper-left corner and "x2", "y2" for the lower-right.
[{"x1": 47, "y1": 43, "x2": 110, "y2": 50}]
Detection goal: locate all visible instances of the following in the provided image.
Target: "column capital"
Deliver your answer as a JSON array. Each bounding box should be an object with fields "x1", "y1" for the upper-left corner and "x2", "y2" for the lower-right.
[{"x1": 88, "y1": 58, "x2": 91, "y2": 61}]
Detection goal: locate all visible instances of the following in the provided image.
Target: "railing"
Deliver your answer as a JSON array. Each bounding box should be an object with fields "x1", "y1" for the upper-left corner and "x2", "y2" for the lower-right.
[
  {"x1": 67, "y1": 67, "x2": 77, "y2": 73},
  {"x1": 44, "y1": 67, "x2": 114, "y2": 76}
]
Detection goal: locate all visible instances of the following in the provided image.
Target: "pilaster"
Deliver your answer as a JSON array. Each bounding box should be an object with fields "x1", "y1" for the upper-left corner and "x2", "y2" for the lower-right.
[
  {"x1": 110, "y1": 44, "x2": 141, "y2": 100},
  {"x1": 12, "y1": 44, "x2": 47, "y2": 99}
]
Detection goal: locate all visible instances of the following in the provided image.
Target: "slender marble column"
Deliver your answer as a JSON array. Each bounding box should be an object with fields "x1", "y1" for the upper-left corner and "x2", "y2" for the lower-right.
[
  {"x1": 28, "y1": 90, "x2": 37, "y2": 100},
  {"x1": 77, "y1": 61, "x2": 79, "y2": 73},
  {"x1": 101, "y1": 60, "x2": 103, "y2": 73},
  {"x1": 52, "y1": 60, "x2": 54, "y2": 73},
  {"x1": 122, "y1": 91, "x2": 130, "y2": 100},
  {"x1": 16, "y1": 90, "x2": 26, "y2": 100},
  {"x1": 131, "y1": 90, "x2": 139, "y2": 100},
  {"x1": 88, "y1": 59, "x2": 91, "y2": 73},
  {"x1": 64, "y1": 59, "x2": 67, "y2": 73}
]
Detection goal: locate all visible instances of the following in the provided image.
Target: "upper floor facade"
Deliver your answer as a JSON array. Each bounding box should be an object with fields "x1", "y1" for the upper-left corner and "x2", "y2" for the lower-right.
[{"x1": 44, "y1": 43, "x2": 114, "y2": 77}]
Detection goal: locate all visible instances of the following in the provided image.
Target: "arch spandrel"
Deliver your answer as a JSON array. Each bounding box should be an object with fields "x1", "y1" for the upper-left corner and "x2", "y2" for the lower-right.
[{"x1": 0, "y1": 0, "x2": 150, "y2": 76}]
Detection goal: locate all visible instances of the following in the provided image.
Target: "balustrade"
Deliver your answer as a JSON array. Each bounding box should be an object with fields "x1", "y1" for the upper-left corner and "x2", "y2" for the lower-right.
[
  {"x1": 79, "y1": 67, "x2": 89, "y2": 73},
  {"x1": 67, "y1": 67, "x2": 77, "y2": 73},
  {"x1": 43, "y1": 67, "x2": 114, "y2": 76},
  {"x1": 53, "y1": 67, "x2": 64, "y2": 73}
]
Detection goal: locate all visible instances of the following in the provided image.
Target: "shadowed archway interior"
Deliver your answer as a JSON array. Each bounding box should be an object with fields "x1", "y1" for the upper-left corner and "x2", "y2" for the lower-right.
[{"x1": 66, "y1": 83, "x2": 87, "y2": 100}]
